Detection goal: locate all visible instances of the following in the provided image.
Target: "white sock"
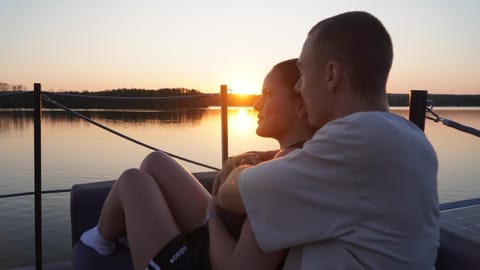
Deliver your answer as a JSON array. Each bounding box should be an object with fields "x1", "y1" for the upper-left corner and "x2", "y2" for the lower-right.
[{"x1": 80, "y1": 225, "x2": 116, "y2": 256}]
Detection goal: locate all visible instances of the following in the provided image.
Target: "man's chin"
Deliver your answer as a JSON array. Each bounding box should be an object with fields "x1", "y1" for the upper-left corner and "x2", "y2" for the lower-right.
[{"x1": 308, "y1": 118, "x2": 325, "y2": 130}]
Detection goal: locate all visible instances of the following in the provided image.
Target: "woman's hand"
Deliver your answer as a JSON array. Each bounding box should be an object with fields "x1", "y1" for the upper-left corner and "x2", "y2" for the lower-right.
[
  {"x1": 212, "y1": 152, "x2": 261, "y2": 195},
  {"x1": 204, "y1": 196, "x2": 224, "y2": 225}
]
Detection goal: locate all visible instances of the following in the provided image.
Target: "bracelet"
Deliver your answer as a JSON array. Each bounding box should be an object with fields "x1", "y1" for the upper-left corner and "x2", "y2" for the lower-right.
[{"x1": 203, "y1": 212, "x2": 219, "y2": 226}]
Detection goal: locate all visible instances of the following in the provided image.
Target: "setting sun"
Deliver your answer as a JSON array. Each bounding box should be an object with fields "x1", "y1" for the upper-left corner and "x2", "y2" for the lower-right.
[{"x1": 229, "y1": 79, "x2": 260, "y2": 95}]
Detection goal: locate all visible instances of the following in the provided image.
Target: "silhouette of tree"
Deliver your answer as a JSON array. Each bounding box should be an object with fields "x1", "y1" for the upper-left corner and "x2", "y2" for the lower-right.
[
  {"x1": 0, "y1": 82, "x2": 11, "y2": 91},
  {"x1": 0, "y1": 83, "x2": 26, "y2": 91},
  {"x1": 11, "y1": 84, "x2": 26, "y2": 91}
]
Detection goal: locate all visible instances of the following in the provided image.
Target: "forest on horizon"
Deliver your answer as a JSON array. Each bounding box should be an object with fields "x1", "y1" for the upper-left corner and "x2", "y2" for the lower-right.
[{"x1": 1, "y1": 88, "x2": 480, "y2": 109}]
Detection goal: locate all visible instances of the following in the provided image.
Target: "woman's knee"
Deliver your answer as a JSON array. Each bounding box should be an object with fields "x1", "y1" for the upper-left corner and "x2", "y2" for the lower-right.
[
  {"x1": 140, "y1": 151, "x2": 172, "y2": 172},
  {"x1": 117, "y1": 168, "x2": 147, "y2": 189}
]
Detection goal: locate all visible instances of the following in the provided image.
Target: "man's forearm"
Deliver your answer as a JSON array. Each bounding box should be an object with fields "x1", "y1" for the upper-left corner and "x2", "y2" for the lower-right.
[
  {"x1": 217, "y1": 165, "x2": 249, "y2": 214},
  {"x1": 208, "y1": 217, "x2": 238, "y2": 269},
  {"x1": 209, "y1": 217, "x2": 287, "y2": 270}
]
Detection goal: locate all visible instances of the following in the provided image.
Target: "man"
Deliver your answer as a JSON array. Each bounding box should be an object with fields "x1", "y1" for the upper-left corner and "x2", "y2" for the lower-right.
[{"x1": 216, "y1": 11, "x2": 439, "y2": 270}]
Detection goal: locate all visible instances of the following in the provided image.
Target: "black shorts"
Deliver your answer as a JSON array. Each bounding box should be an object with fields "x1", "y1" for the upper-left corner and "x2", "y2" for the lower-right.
[{"x1": 147, "y1": 226, "x2": 211, "y2": 270}]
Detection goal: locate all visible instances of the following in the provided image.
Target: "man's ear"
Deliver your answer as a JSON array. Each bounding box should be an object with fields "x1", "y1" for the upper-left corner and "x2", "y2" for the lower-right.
[{"x1": 325, "y1": 60, "x2": 342, "y2": 92}]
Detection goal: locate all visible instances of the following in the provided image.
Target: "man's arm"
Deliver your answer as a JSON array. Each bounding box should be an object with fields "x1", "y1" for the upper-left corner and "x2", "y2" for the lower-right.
[
  {"x1": 217, "y1": 165, "x2": 250, "y2": 214},
  {"x1": 207, "y1": 197, "x2": 286, "y2": 270},
  {"x1": 212, "y1": 150, "x2": 279, "y2": 195}
]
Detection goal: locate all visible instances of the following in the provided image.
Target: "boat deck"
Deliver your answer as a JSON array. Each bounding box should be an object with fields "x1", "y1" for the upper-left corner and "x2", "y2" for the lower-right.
[{"x1": 440, "y1": 204, "x2": 480, "y2": 242}]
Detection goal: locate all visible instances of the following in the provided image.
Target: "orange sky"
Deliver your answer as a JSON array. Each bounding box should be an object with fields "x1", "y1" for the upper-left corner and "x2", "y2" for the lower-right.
[{"x1": 1, "y1": 1, "x2": 479, "y2": 94}]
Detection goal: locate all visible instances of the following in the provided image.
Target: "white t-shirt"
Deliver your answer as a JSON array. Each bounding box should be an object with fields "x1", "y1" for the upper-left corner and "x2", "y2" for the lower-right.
[{"x1": 239, "y1": 112, "x2": 439, "y2": 270}]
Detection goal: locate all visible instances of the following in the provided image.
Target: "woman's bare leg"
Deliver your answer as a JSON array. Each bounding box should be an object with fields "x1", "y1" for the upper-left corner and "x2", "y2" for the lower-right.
[
  {"x1": 98, "y1": 168, "x2": 181, "y2": 270},
  {"x1": 97, "y1": 179, "x2": 126, "y2": 240},
  {"x1": 140, "y1": 151, "x2": 211, "y2": 232}
]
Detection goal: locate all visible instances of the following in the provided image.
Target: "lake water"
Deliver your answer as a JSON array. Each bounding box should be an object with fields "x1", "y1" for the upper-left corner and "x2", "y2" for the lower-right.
[{"x1": 0, "y1": 107, "x2": 479, "y2": 268}]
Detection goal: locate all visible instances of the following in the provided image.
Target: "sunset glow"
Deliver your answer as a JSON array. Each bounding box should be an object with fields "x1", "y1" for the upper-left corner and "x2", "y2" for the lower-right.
[
  {"x1": 0, "y1": 1, "x2": 479, "y2": 94},
  {"x1": 229, "y1": 79, "x2": 260, "y2": 95}
]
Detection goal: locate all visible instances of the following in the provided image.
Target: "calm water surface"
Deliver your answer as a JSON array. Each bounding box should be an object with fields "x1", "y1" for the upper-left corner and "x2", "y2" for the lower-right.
[{"x1": 0, "y1": 107, "x2": 479, "y2": 268}]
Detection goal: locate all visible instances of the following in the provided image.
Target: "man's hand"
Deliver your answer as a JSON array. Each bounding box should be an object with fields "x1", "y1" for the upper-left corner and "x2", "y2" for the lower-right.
[
  {"x1": 212, "y1": 152, "x2": 261, "y2": 195},
  {"x1": 217, "y1": 165, "x2": 250, "y2": 214}
]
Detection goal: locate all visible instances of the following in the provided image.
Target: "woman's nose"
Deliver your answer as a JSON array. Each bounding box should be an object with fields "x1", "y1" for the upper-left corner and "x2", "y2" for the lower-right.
[{"x1": 253, "y1": 96, "x2": 263, "y2": 111}]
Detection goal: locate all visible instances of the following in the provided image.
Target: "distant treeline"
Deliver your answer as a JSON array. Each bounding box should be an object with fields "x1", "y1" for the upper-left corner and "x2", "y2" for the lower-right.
[
  {"x1": 1, "y1": 89, "x2": 479, "y2": 109},
  {"x1": 0, "y1": 88, "x2": 258, "y2": 109},
  {"x1": 0, "y1": 82, "x2": 27, "y2": 91},
  {"x1": 387, "y1": 93, "x2": 480, "y2": 107}
]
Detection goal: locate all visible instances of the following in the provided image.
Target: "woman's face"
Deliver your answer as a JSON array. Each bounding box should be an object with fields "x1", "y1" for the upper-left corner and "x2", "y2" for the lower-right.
[{"x1": 254, "y1": 69, "x2": 300, "y2": 141}]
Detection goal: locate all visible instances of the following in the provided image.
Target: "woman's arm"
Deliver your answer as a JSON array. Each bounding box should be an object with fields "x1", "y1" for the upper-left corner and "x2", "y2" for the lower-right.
[{"x1": 207, "y1": 198, "x2": 286, "y2": 270}]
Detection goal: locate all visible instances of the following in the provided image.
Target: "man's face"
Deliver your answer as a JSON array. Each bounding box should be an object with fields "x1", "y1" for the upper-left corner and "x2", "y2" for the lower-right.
[{"x1": 296, "y1": 33, "x2": 333, "y2": 129}]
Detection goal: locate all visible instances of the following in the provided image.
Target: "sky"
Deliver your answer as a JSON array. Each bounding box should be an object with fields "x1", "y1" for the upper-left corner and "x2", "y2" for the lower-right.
[{"x1": 1, "y1": 0, "x2": 479, "y2": 94}]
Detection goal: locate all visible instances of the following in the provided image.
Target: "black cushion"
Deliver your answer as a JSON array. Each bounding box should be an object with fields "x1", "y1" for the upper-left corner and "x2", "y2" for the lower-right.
[
  {"x1": 70, "y1": 180, "x2": 115, "y2": 245},
  {"x1": 73, "y1": 241, "x2": 133, "y2": 270},
  {"x1": 436, "y1": 228, "x2": 480, "y2": 270}
]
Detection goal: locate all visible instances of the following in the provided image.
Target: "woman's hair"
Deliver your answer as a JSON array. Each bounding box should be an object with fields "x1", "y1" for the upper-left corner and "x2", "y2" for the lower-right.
[{"x1": 271, "y1": 58, "x2": 301, "y2": 98}]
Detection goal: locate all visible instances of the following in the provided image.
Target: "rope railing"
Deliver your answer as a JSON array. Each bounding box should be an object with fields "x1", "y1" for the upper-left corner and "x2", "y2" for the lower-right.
[
  {"x1": 426, "y1": 100, "x2": 480, "y2": 137},
  {"x1": 2, "y1": 85, "x2": 227, "y2": 270},
  {"x1": 42, "y1": 94, "x2": 221, "y2": 171},
  {"x1": 0, "y1": 91, "x2": 221, "y2": 199},
  {"x1": 0, "y1": 189, "x2": 71, "y2": 199}
]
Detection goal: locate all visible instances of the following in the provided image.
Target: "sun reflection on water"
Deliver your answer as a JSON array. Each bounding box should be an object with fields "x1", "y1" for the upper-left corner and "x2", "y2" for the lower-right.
[{"x1": 228, "y1": 107, "x2": 258, "y2": 135}]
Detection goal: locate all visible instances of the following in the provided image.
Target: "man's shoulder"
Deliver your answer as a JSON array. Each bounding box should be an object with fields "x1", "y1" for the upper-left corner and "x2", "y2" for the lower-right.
[
  {"x1": 309, "y1": 111, "x2": 434, "y2": 158},
  {"x1": 325, "y1": 111, "x2": 405, "y2": 129},
  {"x1": 317, "y1": 111, "x2": 420, "y2": 139}
]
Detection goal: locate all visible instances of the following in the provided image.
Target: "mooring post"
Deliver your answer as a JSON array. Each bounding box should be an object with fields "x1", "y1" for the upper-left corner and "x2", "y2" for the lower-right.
[
  {"x1": 33, "y1": 83, "x2": 43, "y2": 270},
  {"x1": 409, "y1": 90, "x2": 428, "y2": 131},
  {"x1": 220, "y1": 85, "x2": 228, "y2": 163}
]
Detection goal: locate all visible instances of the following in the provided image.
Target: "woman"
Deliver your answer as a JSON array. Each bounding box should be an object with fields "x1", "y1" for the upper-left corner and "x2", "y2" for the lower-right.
[{"x1": 80, "y1": 58, "x2": 316, "y2": 270}]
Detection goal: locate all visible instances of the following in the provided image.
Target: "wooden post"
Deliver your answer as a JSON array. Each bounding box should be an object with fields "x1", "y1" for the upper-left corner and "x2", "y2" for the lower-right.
[
  {"x1": 221, "y1": 85, "x2": 228, "y2": 162},
  {"x1": 408, "y1": 90, "x2": 427, "y2": 131},
  {"x1": 33, "y1": 83, "x2": 43, "y2": 270}
]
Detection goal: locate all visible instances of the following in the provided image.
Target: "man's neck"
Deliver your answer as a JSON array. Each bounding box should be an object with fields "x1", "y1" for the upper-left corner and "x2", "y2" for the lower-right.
[{"x1": 333, "y1": 90, "x2": 389, "y2": 120}]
